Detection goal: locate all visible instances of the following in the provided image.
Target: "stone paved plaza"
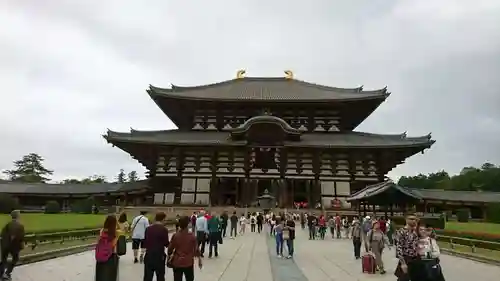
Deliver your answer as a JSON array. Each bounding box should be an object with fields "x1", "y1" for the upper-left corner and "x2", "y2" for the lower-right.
[{"x1": 13, "y1": 227, "x2": 500, "y2": 281}]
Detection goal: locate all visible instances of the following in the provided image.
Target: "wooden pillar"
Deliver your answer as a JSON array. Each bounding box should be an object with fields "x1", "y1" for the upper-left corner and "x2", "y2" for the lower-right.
[{"x1": 306, "y1": 180, "x2": 311, "y2": 207}]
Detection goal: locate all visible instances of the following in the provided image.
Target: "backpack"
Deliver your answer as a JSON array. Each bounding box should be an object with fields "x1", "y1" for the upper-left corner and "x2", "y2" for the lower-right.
[
  {"x1": 362, "y1": 221, "x2": 371, "y2": 233},
  {"x1": 251, "y1": 217, "x2": 256, "y2": 224},
  {"x1": 95, "y1": 233, "x2": 113, "y2": 262},
  {"x1": 343, "y1": 220, "x2": 349, "y2": 228}
]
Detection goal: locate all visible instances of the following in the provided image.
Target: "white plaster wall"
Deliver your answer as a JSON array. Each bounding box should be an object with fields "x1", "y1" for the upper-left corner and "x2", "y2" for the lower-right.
[
  {"x1": 197, "y1": 179, "x2": 211, "y2": 192},
  {"x1": 182, "y1": 178, "x2": 196, "y2": 192}
]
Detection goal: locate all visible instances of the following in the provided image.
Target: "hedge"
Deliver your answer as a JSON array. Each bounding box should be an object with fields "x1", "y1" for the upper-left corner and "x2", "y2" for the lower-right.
[
  {"x1": 0, "y1": 194, "x2": 20, "y2": 214},
  {"x1": 44, "y1": 201, "x2": 61, "y2": 214},
  {"x1": 456, "y1": 208, "x2": 470, "y2": 223},
  {"x1": 486, "y1": 203, "x2": 500, "y2": 223}
]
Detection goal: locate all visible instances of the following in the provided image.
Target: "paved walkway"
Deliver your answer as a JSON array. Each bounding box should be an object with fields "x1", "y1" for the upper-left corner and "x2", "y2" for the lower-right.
[{"x1": 12, "y1": 227, "x2": 500, "y2": 281}]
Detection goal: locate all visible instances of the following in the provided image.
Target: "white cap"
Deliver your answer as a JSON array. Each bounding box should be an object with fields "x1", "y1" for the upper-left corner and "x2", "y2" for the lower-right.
[{"x1": 365, "y1": 216, "x2": 370, "y2": 219}]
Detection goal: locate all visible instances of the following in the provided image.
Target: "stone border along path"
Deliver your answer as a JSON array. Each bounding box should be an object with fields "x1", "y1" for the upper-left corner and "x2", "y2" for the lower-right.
[{"x1": 12, "y1": 225, "x2": 500, "y2": 281}]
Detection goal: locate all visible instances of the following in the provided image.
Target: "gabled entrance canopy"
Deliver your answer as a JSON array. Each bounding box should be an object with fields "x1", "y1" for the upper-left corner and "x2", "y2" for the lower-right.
[{"x1": 347, "y1": 180, "x2": 422, "y2": 206}]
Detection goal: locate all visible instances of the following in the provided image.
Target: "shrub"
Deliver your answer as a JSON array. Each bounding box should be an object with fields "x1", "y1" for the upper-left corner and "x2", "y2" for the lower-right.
[
  {"x1": 71, "y1": 197, "x2": 98, "y2": 214},
  {"x1": 0, "y1": 194, "x2": 20, "y2": 214},
  {"x1": 444, "y1": 210, "x2": 453, "y2": 222},
  {"x1": 456, "y1": 208, "x2": 470, "y2": 223},
  {"x1": 486, "y1": 203, "x2": 500, "y2": 224},
  {"x1": 44, "y1": 200, "x2": 61, "y2": 214}
]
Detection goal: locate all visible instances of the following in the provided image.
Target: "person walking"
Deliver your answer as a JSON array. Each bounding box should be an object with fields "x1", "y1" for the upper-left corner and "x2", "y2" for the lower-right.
[
  {"x1": 0, "y1": 210, "x2": 25, "y2": 281},
  {"x1": 257, "y1": 213, "x2": 264, "y2": 233},
  {"x1": 361, "y1": 216, "x2": 372, "y2": 244},
  {"x1": 250, "y1": 213, "x2": 257, "y2": 232},
  {"x1": 239, "y1": 214, "x2": 247, "y2": 235},
  {"x1": 307, "y1": 213, "x2": 316, "y2": 240},
  {"x1": 131, "y1": 211, "x2": 150, "y2": 263},
  {"x1": 195, "y1": 211, "x2": 208, "y2": 257},
  {"x1": 318, "y1": 215, "x2": 326, "y2": 240},
  {"x1": 366, "y1": 221, "x2": 390, "y2": 275},
  {"x1": 395, "y1": 212, "x2": 421, "y2": 281},
  {"x1": 416, "y1": 224, "x2": 445, "y2": 281},
  {"x1": 168, "y1": 216, "x2": 202, "y2": 281},
  {"x1": 229, "y1": 211, "x2": 238, "y2": 238},
  {"x1": 220, "y1": 211, "x2": 229, "y2": 238},
  {"x1": 351, "y1": 217, "x2": 362, "y2": 259},
  {"x1": 273, "y1": 219, "x2": 284, "y2": 257},
  {"x1": 207, "y1": 212, "x2": 221, "y2": 258},
  {"x1": 284, "y1": 214, "x2": 296, "y2": 259},
  {"x1": 143, "y1": 212, "x2": 170, "y2": 281},
  {"x1": 95, "y1": 215, "x2": 122, "y2": 281}
]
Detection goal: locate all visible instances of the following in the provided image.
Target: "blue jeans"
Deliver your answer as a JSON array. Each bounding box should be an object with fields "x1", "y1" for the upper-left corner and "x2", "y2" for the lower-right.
[
  {"x1": 275, "y1": 233, "x2": 283, "y2": 255},
  {"x1": 285, "y1": 239, "x2": 294, "y2": 256}
]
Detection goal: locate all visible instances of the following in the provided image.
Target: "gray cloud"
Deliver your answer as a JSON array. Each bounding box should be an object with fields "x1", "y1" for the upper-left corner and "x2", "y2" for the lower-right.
[{"x1": 1, "y1": 0, "x2": 499, "y2": 181}]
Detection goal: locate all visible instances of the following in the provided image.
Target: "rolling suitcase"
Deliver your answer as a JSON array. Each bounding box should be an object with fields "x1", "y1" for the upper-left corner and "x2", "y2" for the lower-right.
[{"x1": 362, "y1": 253, "x2": 376, "y2": 274}]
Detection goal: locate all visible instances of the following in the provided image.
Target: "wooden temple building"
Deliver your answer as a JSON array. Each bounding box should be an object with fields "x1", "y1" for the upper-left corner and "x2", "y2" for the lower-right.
[{"x1": 102, "y1": 70, "x2": 435, "y2": 208}]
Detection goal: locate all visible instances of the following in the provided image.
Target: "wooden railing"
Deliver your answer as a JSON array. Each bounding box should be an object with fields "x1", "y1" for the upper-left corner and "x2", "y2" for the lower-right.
[
  {"x1": 0, "y1": 223, "x2": 175, "y2": 265},
  {"x1": 436, "y1": 235, "x2": 500, "y2": 252}
]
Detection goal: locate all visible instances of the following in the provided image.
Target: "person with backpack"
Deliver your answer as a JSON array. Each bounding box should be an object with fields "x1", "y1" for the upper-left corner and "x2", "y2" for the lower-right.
[
  {"x1": 131, "y1": 211, "x2": 150, "y2": 263},
  {"x1": 143, "y1": 212, "x2": 170, "y2": 281},
  {"x1": 95, "y1": 215, "x2": 124, "y2": 281},
  {"x1": 361, "y1": 216, "x2": 372, "y2": 243},
  {"x1": 0, "y1": 210, "x2": 25, "y2": 281},
  {"x1": 250, "y1": 213, "x2": 257, "y2": 232}
]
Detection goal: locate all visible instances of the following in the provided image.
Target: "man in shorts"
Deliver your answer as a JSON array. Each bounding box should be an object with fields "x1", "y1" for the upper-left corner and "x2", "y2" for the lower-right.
[{"x1": 131, "y1": 211, "x2": 149, "y2": 263}]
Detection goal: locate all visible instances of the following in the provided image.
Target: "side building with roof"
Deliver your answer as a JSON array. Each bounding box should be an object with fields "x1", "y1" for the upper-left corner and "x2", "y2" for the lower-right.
[{"x1": 347, "y1": 180, "x2": 500, "y2": 219}]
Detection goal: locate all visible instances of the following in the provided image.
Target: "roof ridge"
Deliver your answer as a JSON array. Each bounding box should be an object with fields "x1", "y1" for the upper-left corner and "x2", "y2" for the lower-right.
[{"x1": 149, "y1": 77, "x2": 388, "y2": 94}]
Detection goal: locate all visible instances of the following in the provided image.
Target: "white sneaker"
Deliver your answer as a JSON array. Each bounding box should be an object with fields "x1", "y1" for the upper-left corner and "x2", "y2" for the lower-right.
[
  {"x1": 286, "y1": 255, "x2": 292, "y2": 259},
  {"x1": 277, "y1": 254, "x2": 282, "y2": 258}
]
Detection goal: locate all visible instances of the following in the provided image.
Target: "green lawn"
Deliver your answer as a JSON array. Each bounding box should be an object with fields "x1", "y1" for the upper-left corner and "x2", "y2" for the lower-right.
[
  {"x1": 0, "y1": 213, "x2": 106, "y2": 233},
  {"x1": 446, "y1": 221, "x2": 500, "y2": 234}
]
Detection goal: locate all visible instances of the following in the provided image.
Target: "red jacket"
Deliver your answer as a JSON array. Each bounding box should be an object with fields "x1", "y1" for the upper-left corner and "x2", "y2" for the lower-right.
[{"x1": 379, "y1": 219, "x2": 387, "y2": 233}]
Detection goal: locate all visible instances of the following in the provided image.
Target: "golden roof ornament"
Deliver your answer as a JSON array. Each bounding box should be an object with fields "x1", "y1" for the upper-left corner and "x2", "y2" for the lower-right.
[
  {"x1": 236, "y1": 69, "x2": 246, "y2": 79},
  {"x1": 284, "y1": 70, "x2": 294, "y2": 79}
]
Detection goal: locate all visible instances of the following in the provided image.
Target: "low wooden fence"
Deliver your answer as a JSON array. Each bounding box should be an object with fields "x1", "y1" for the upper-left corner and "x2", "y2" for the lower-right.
[
  {"x1": 1, "y1": 223, "x2": 175, "y2": 265},
  {"x1": 436, "y1": 235, "x2": 500, "y2": 252}
]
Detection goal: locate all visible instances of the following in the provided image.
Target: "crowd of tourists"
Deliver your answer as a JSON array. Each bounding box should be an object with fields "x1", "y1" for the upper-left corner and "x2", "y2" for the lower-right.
[
  {"x1": 0, "y1": 208, "x2": 444, "y2": 281},
  {"x1": 93, "y1": 209, "x2": 297, "y2": 281}
]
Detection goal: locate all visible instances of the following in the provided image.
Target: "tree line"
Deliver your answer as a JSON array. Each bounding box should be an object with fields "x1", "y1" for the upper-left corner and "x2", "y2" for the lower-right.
[
  {"x1": 0, "y1": 153, "x2": 140, "y2": 184},
  {"x1": 397, "y1": 162, "x2": 500, "y2": 192}
]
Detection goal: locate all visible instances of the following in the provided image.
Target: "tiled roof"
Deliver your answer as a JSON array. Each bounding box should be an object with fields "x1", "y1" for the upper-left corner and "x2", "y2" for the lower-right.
[
  {"x1": 0, "y1": 181, "x2": 147, "y2": 195},
  {"x1": 148, "y1": 77, "x2": 390, "y2": 102},
  {"x1": 104, "y1": 129, "x2": 434, "y2": 149},
  {"x1": 347, "y1": 181, "x2": 422, "y2": 201},
  {"x1": 410, "y1": 188, "x2": 500, "y2": 203},
  {"x1": 347, "y1": 181, "x2": 500, "y2": 203}
]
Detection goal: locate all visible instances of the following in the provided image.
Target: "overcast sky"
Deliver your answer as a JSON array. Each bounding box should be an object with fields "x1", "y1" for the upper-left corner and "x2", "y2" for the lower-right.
[{"x1": 1, "y1": 0, "x2": 500, "y2": 182}]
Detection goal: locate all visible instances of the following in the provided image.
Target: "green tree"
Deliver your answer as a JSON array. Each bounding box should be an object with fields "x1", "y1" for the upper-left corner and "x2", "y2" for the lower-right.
[
  {"x1": 81, "y1": 175, "x2": 107, "y2": 184},
  {"x1": 117, "y1": 169, "x2": 126, "y2": 183},
  {"x1": 127, "y1": 170, "x2": 139, "y2": 182},
  {"x1": 3, "y1": 153, "x2": 53, "y2": 183},
  {"x1": 398, "y1": 162, "x2": 500, "y2": 192}
]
